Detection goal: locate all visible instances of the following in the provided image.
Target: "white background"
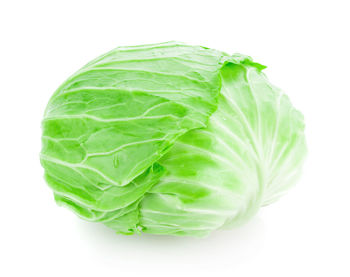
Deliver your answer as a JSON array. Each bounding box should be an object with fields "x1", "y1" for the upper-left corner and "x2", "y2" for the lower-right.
[{"x1": 1, "y1": 0, "x2": 349, "y2": 276}]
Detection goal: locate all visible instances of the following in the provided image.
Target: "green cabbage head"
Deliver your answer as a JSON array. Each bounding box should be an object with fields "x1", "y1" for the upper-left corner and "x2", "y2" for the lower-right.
[{"x1": 40, "y1": 42, "x2": 306, "y2": 237}]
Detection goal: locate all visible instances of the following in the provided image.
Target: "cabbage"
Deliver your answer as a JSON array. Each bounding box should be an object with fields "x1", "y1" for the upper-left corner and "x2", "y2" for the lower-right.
[{"x1": 41, "y1": 42, "x2": 306, "y2": 237}]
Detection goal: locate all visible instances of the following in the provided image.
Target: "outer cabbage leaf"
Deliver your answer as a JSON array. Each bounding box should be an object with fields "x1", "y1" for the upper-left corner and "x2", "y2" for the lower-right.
[
  {"x1": 41, "y1": 42, "x2": 228, "y2": 233},
  {"x1": 138, "y1": 57, "x2": 306, "y2": 236}
]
